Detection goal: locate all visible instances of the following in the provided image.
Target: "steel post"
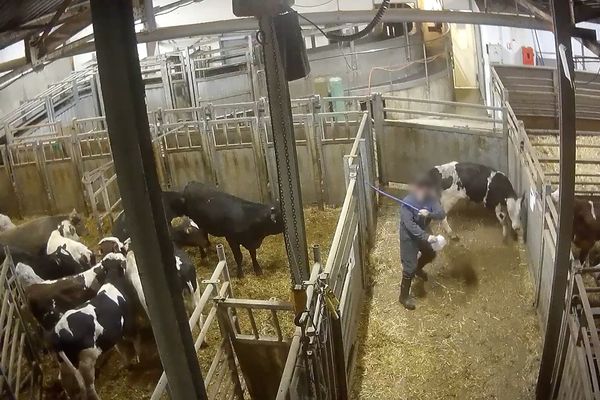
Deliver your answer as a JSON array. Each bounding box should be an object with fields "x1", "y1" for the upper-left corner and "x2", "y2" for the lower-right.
[
  {"x1": 535, "y1": 0, "x2": 576, "y2": 398},
  {"x1": 258, "y1": 14, "x2": 310, "y2": 285},
  {"x1": 88, "y1": 1, "x2": 207, "y2": 399}
]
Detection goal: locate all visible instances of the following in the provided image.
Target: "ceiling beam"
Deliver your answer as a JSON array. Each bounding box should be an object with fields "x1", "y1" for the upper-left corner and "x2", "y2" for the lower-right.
[{"x1": 0, "y1": 8, "x2": 552, "y2": 75}]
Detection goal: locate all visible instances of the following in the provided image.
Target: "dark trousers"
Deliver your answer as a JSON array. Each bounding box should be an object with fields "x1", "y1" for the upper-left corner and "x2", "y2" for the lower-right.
[{"x1": 400, "y1": 239, "x2": 436, "y2": 279}]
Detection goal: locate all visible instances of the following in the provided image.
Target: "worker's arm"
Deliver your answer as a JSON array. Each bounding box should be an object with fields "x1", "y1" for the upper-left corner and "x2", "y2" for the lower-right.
[
  {"x1": 428, "y1": 199, "x2": 446, "y2": 220},
  {"x1": 400, "y1": 205, "x2": 429, "y2": 241}
]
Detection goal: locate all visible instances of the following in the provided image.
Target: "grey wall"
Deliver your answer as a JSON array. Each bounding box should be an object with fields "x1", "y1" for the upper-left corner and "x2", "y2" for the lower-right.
[{"x1": 379, "y1": 122, "x2": 507, "y2": 184}]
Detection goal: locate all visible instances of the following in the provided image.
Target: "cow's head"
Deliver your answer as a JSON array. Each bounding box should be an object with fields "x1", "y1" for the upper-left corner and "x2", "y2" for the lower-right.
[
  {"x1": 69, "y1": 209, "x2": 88, "y2": 236},
  {"x1": 168, "y1": 194, "x2": 187, "y2": 217},
  {"x1": 268, "y1": 205, "x2": 284, "y2": 234},
  {"x1": 98, "y1": 237, "x2": 126, "y2": 257},
  {"x1": 58, "y1": 220, "x2": 80, "y2": 241},
  {"x1": 99, "y1": 252, "x2": 127, "y2": 284},
  {"x1": 171, "y1": 216, "x2": 209, "y2": 250},
  {"x1": 506, "y1": 194, "x2": 525, "y2": 232}
]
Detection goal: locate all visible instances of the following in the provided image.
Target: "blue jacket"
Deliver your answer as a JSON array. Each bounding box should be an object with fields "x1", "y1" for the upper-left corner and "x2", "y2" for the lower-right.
[{"x1": 399, "y1": 193, "x2": 446, "y2": 242}]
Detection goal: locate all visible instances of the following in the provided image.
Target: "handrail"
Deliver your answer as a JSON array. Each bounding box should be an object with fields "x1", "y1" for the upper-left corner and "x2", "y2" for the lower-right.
[{"x1": 383, "y1": 95, "x2": 504, "y2": 111}]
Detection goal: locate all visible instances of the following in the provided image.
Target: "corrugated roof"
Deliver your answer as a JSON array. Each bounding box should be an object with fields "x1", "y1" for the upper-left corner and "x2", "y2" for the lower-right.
[{"x1": 0, "y1": 0, "x2": 89, "y2": 49}]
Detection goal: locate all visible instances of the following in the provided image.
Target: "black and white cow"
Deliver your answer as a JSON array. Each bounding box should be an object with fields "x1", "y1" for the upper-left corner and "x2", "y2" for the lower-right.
[
  {"x1": 3, "y1": 245, "x2": 88, "y2": 280},
  {"x1": 19, "y1": 254, "x2": 124, "y2": 330},
  {"x1": 0, "y1": 213, "x2": 16, "y2": 232},
  {"x1": 47, "y1": 222, "x2": 95, "y2": 269},
  {"x1": 124, "y1": 246, "x2": 200, "y2": 316},
  {"x1": 113, "y1": 211, "x2": 209, "y2": 258},
  {"x1": 428, "y1": 162, "x2": 524, "y2": 240},
  {"x1": 46, "y1": 253, "x2": 137, "y2": 400},
  {"x1": 0, "y1": 210, "x2": 86, "y2": 255}
]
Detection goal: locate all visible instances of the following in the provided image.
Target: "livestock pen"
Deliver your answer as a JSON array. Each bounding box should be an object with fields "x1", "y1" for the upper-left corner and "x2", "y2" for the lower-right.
[{"x1": 1, "y1": 91, "x2": 599, "y2": 399}]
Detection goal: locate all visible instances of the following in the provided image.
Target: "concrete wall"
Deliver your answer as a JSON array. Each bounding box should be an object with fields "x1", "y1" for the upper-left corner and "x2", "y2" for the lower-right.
[{"x1": 0, "y1": 58, "x2": 74, "y2": 118}]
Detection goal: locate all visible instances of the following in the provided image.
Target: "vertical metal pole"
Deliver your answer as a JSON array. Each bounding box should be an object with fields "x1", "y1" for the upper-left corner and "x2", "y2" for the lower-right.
[
  {"x1": 423, "y1": 42, "x2": 430, "y2": 105},
  {"x1": 536, "y1": 0, "x2": 576, "y2": 398},
  {"x1": 144, "y1": 0, "x2": 157, "y2": 56},
  {"x1": 258, "y1": 15, "x2": 310, "y2": 285},
  {"x1": 89, "y1": 1, "x2": 207, "y2": 399}
]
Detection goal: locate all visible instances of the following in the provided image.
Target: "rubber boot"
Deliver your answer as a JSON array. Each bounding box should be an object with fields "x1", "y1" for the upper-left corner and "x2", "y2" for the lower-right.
[{"x1": 399, "y1": 277, "x2": 416, "y2": 310}]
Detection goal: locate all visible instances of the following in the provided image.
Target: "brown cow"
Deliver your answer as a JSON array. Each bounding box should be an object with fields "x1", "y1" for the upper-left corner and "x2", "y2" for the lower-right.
[
  {"x1": 0, "y1": 210, "x2": 86, "y2": 255},
  {"x1": 552, "y1": 189, "x2": 600, "y2": 266}
]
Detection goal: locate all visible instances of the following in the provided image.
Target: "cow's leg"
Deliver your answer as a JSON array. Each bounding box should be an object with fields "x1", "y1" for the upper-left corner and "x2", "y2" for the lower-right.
[
  {"x1": 58, "y1": 357, "x2": 84, "y2": 400},
  {"x1": 226, "y1": 238, "x2": 244, "y2": 278},
  {"x1": 79, "y1": 348, "x2": 101, "y2": 400},
  {"x1": 248, "y1": 247, "x2": 263, "y2": 275},
  {"x1": 440, "y1": 192, "x2": 460, "y2": 240},
  {"x1": 115, "y1": 342, "x2": 136, "y2": 367},
  {"x1": 132, "y1": 334, "x2": 143, "y2": 364}
]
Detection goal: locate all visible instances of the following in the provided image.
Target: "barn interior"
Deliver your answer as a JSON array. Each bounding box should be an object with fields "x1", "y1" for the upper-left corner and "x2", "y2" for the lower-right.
[{"x1": 0, "y1": 0, "x2": 599, "y2": 399}]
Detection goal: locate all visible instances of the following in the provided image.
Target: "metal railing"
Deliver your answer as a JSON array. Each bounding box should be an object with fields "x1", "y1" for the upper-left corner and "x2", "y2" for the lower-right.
[
  {"x1": 151, "y1": 244, "x2": 244, "y2": 400},
  {"x1": 276, "y1": 108, "x2": 375, "y2": 399},
  {"x1": 499, "y1": 75, "x2": 600, "y2": 399},
  {"x1": 0, "y1": 249, "x2": 43, "y2": 399}
]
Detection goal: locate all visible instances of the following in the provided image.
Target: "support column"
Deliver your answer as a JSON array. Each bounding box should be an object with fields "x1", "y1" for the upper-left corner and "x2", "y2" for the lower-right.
[
  {"x1": 89, "y1": 1, "x2": 207, "y2": 399},
  {"x1": 258, "y1": 14, "x2": 310, "y2": 285},
  {"x1": 535, "y1": 0, "x2": 576, "y2": 398}
]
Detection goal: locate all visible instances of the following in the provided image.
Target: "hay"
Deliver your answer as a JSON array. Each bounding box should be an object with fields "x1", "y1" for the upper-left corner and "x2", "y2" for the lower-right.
[
  {"x1": 531, "y1": 134, "x2": 600, "y2": 192},
  {"x1": 352, "y1": 203, "x2": 541, "y2": 400},
  {"x1": 40, "y1": 206, "x2": 340, "y2": 399}
]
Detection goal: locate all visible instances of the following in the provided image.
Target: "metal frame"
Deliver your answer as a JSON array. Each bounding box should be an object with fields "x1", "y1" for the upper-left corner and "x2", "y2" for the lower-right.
[
  {"x1": 536, "y1": 1, "x2": 577, "y2": 398},
  {"x1": 89, "y1": 1, "x2": 207, "y2": 398}
]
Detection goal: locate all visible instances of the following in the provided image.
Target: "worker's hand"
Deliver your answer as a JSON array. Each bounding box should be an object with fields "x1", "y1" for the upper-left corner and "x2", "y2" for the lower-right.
[
  {"x1": 418, "y1": 209, "x2": 431, "y2": 218},
  {"x1": 427, "y1": 235, "x2": 438, "y2": 243}
]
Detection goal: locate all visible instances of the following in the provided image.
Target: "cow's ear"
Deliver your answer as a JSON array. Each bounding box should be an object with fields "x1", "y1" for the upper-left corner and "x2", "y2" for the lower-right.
[{"x1": 185, "y1": 227, "x2": 193, "y2": 234}]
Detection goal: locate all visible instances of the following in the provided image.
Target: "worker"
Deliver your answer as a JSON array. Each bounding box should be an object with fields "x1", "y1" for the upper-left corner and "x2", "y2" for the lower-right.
[{"x1": 399, "y1": 175, "x2": 446, "y2": 310}]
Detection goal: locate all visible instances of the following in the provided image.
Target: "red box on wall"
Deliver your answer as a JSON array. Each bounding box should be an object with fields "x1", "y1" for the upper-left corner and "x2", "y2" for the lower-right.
[{"x1": 522, "y1": 47, "x2": 534, "y2": 65}]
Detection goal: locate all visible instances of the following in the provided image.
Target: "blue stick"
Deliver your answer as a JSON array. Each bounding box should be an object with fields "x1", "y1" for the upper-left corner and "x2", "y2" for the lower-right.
[{"x1": 367, "y1": 183, "x2": 421, "y2": 212}]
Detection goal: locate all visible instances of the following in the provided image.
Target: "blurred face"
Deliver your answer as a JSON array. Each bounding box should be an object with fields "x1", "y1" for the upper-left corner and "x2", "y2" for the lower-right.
[{"x1": 413, "y1": 185, "x2": 434, "y2": 201}]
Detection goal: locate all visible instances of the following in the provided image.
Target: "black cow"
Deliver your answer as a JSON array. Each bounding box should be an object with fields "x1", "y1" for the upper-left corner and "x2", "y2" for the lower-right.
[
  {"x1": 427, "y1": 162, "x2": 524, "y2": 240},
  {"x1": 178, "y1": 182, "x2": 283, "y2": 277}
]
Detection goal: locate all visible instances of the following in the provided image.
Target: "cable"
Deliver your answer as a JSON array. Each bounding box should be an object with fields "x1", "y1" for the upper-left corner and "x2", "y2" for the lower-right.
[
  {"x1": 290, "y1": 0, "x2": 390, "y2": 42},
  {"x1": 578, "y1": 66, "x2": 600, "y2": 86}
]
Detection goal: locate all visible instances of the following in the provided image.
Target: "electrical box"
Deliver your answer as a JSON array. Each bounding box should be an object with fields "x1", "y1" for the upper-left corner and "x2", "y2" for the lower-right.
[
  {"x1": 487, "y1": 43, "x2": 503, "y2": 64},
  {"x1": 522, "y1": 47, "x2": 534, "y2": 65}
]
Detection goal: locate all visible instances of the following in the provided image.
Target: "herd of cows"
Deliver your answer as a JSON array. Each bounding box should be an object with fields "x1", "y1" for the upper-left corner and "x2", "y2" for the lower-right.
[
  {"x1": 0, "y1": 163, "x2": 598, "y2": 399},
  {"x1": 0, "y1": 182, "x2": 283, "y2": 399}
]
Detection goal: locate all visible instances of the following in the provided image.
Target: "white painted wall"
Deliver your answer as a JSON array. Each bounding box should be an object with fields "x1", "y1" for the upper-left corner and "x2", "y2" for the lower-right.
[{"x1": 0, "y1": 57, "x2": 74, "y2": 118}]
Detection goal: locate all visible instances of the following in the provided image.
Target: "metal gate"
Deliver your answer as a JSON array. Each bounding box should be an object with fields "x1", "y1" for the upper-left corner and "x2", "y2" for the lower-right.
[{"x1": 0, "y1": 249, "x2": 43, "y2": 399}]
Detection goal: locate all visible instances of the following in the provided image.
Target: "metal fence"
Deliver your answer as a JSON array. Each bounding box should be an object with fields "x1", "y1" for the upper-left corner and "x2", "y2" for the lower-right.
[
  {"x1": 276, "y1": 107, "x2": 376, "y2": 399},
  {"x1": 374, "y1": 92, "x2": 507, "y2": 185},
  {"x1": 151, "y1": 244, "x2": 245, "y2": 400},
  {"x1": 0, "y1": 249, "x2": 43, "y2": 399},
  {"x1": 496, "y1": 76, "x2": 600, "y2": 400}
]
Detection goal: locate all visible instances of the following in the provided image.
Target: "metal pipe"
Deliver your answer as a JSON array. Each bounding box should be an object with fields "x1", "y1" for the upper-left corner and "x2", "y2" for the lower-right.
[
  {"x1": 88, "y1": 1, "x2": 207, "y2": 399},
  {"x1": 536, "y1": 0, "x2": 576, "y2": 397}
]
